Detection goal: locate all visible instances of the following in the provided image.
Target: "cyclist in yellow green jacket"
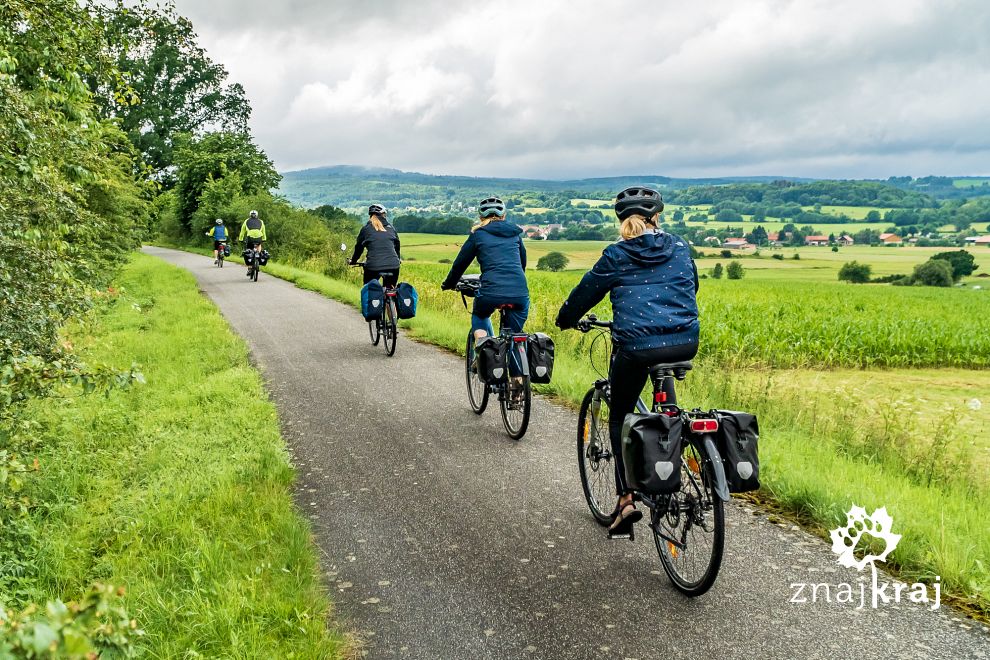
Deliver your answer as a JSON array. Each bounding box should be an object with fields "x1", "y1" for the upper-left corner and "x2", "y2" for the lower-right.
[{"x1": 238, "y1": 210, "x2": 267, "y2": 277}]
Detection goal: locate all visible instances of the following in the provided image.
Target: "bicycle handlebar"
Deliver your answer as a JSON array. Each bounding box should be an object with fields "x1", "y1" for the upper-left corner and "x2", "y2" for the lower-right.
[{"x1": 576, "y1": 314, "x2": 613, "y2": 333}]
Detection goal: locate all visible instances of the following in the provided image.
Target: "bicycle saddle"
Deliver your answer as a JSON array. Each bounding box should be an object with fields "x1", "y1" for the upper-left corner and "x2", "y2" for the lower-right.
[{"x1": 648, "y1": 361, "x2": 693, "y2": 379}]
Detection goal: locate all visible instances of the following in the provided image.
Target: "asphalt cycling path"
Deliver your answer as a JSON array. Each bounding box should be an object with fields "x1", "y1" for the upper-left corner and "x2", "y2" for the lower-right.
[{"x1": 145, "y1": 247, "x2": 989, "y2": 660}]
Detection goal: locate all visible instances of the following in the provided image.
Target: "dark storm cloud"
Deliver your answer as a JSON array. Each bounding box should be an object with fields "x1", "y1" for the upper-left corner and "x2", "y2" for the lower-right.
[{"x1": 174, "y1": 0, "x2": 990, "y2": 177}]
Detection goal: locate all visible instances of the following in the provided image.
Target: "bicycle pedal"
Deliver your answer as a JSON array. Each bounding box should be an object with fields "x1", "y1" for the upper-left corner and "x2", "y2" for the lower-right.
[{"x1": 606, "y1": 529, "x2": 635, "y2": 542}]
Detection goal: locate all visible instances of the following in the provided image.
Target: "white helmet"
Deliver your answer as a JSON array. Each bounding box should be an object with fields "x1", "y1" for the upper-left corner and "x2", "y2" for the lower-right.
[
  {"x1": 215, "y1": 218, "x2": 223, "y2": 225},
  {"x1": 249, "y1": 210, "x2": 258, "y2": 218}
]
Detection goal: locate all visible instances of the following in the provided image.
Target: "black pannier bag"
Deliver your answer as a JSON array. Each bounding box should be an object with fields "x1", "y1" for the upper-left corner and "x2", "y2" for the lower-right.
[
  {"x1": 258, "y1": 249, "x2": 270, "y2": 265},
  {"x1": 621, "y1": 413, "x2": 684, "y2": 494},
  {"x1": 713, "y1": 410, "x2": 760, "y2": 492},
  {"x1": 526, "y1": 333, "x2": 555, "y2": 384},
  {"x1": 241, "y1": 249, "x2": 253, "y2": 265},
  {"x1": 475, "y1": 336, "x2": 509, "y2": 385},
  {"x1": 394, "y1": 282, "x2": 418, "y2": 319},
  {"x1": 222, "y1": 244, "x2": 231, "y2": 257}
]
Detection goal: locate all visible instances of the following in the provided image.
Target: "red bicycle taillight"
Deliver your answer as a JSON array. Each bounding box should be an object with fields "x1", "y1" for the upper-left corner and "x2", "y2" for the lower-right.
[
  {"x1": 690, "y1": 419, "x2": 719, "y2": 433},
  {"x1": 654, "y1": 392, "x2": 667, "y2": 404},
  {"x1": 513, "y1": 336, "x2": 527, "y2": 342}
]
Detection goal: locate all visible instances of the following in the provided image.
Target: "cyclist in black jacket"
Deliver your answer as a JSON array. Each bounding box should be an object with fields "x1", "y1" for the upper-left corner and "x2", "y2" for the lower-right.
[
  {"x1": 350, "y1": 204, "x2": 401, "y2": 287},
  {"x1": 556, "y1": 186, "x2": 700, "y2": 537}
]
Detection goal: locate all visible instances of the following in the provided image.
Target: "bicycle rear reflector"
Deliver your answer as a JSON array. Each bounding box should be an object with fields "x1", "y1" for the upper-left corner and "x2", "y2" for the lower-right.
[
  {"x1": 690, "y1": 419, "x2": 719, "y2": 433},
  {"x1": 654, "y1": 392, "x2": 668, "y2": 404}
]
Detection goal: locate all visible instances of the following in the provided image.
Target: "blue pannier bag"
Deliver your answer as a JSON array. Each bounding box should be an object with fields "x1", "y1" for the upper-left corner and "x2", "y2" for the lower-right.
[
  {"x1": 361, "y1": 280, "x2": 385, "y2": 321},
  {"x1": 395, "y1": 282, "x2": 418, "y2": 319}
]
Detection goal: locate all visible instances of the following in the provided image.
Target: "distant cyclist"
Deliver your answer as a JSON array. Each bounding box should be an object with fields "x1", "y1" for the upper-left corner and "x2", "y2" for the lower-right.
[
  {"x1": 555, "y1": 186, "x2": 699, "y2": 537},
  {"x1": 238, "y1": 210, "x2": 267, "y2": 277},
  {"x1": 441, "y1": 196, "x2": 529, "y2": 341},
  {"x1": 349, "y1": 204, "x2": 401, "y2": 287},
  {"x1": 205, "y1": 218, "x2": 228, "y2": 264}
]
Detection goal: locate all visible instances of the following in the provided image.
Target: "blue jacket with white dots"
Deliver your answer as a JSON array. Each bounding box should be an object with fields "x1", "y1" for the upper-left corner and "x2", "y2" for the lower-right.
[{"x1": 555, "y1": 230, "x2": 699, "y2": 351}]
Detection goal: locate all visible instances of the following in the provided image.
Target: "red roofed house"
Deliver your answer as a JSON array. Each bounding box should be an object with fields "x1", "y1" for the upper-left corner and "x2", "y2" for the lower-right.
[
  {"x1": 723, "y1": 237, "x2": 754, "y2": 250},
  {"x1": 975, "y1": 235, "x2": 990, "y2": 246},
  {"x1": 837, "y1": 235, "x2": 855, "y2": 246},
  {"x1": 879, "y1": 233, "x2": 902, "y2": 245},
  {"x1": 805, "y1": 235, "x2": 830, "y2": 246}
]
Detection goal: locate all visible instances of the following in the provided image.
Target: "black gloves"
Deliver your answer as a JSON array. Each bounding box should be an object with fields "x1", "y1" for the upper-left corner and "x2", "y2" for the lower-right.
[{"x1": 440, "y1": 281, "x2": 454, "y2": 291}]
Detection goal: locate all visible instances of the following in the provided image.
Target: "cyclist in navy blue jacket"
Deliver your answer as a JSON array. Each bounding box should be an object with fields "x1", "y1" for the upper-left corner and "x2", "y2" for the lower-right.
[
  {"x1": 555, "y1": 186, "x2": 699, "y2": 537},
  {"x1": 441, "y1": 197, "x2": 529, "y2": 339}
]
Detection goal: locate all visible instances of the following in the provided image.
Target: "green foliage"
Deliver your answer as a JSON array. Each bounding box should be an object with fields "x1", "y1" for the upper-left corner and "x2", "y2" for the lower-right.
[
  {"x1": 91, "y1": 0, "x2": 251, "y2": 176},
  {"x1": 911, "y1": 259, "x2": 955, "y2": 287},
  {"x1": 0, "y1": 584, "x2": 141, "y2": 657},
  {"x1": 536, "y1": 252, "x2": 569, "y2": 272},
  {"x1": 174, "y1": 131, "x2": 280, "y2": 231},
  {"x1": 838, "y1": 261, "x2": 872, "y2": 284},
  {"x1": 931, "y1": 250, "x2": 978, "y2": 281},
  {"x1": 0, "y1": 0, "x2": 148, "y2": 407},
  {"x1": 711, "y1": 263, "x2": 724, "y2": 279},
  {"x1": 726, "y1": 261, "x2": 745, "y2": 279}
]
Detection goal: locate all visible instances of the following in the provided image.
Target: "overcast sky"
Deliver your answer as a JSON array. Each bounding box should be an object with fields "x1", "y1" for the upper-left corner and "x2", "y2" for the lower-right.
[{"x1": 174, "y1": 0, "x2": 990, "y2": 179}]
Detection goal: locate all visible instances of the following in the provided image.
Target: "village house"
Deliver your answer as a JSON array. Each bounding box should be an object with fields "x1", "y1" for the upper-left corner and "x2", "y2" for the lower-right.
[
  {"x1": 837, "y1": 235, "x2": 855, "y2": 246},
  {"x1": 723, "y1": 237, "x2": 754, "y2": 250},
  {"x1": 804, "y1": 235, "x2": 830, "y2": 246},
  {"x1": 878, "y1": 232, "x2": 903, "y2": 245}
]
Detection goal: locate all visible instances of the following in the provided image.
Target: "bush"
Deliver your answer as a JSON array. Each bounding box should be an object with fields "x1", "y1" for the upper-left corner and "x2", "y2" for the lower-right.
[
  {"x1": 439, "y1": 258, "x2": 452, "y2": 264},
  {"x1": 792, "y1": 253, "x2": 801, "y2": 260},
  {"x1": 838, "y1": 261, "x2": 872, "y2": 284},
  {"x1": 711, "y1": 263, "x2": 724, "y2": 279},
  {"x1": 772, "y1": 254, "x2": 785, "y2": 260},
  {"x1": 912, "y1": 259, "x2": 954, "y2": 287},
  {"x1": 720, "y1": 249, "x2": 733, "y2": 259},
  {"x1": 726, "y1": 261, "x2": 745, "y2": 279},
  {"x1": 536, "y1": 251, "x2": 569, "y2": 272}
]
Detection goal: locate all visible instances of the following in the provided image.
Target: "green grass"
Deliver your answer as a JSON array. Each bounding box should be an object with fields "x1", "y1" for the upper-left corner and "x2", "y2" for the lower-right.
[
  {"x1": 14, "y1": 254, "x2": 348, "y2": 657},
  {"x1": 954, "y1": 178, "x2": 990, "y2": 189}
]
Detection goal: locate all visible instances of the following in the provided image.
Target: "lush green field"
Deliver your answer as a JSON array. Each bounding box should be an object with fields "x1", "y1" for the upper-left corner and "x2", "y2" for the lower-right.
[
  {"x1": 256, "y1": 256, "x2": 989, "y2": 617},
  {"x1": 8, "y1": 255, "x2": 348, "y2": 656},
  {"x1": 954, "y1": 178, "x2": 990, "y2": 188}
]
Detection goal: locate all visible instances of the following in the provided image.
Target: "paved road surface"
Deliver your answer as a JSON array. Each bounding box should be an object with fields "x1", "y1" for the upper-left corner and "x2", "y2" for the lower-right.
[{"x1": 145, "y1": 247, "x2": 989, "y2": 660}]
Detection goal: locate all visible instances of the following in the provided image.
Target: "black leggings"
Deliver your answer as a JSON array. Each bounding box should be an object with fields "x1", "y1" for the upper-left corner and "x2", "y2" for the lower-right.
[
  {"x1": 363, "y1": 267, "x2": 399, "y2": 288},
  {"x1": 609, "y1": 341, "x2": 699, "y2": 496}
]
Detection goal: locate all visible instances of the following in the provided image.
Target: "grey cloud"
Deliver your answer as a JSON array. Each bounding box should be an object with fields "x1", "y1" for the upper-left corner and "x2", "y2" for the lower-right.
[{"x1": 175, "y1": 0, "x2": 990, "y2": 178}]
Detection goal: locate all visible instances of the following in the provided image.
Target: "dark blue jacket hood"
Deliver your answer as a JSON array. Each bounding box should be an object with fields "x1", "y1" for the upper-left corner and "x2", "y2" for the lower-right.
[{"x1": 478, "y1": 221, "x2": 523, "y2": 239}]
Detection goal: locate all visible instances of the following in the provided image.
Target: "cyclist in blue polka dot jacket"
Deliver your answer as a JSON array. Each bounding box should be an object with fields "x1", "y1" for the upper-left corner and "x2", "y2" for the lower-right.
[{"x1": 555, "y1": 186, "x2": 699, "y2": 537}]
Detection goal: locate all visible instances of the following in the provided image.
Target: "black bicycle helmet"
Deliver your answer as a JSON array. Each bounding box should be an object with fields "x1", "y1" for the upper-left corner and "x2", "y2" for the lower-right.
[
  {"x1": 368, "y1": 204, "x2": 387, "y2": 217},
  {"x1": 478, "y1": 196, "x2": 506, "y2": 218},
  {"x1": 614, "y1": 186, "x2": 664, "y2": 221}
]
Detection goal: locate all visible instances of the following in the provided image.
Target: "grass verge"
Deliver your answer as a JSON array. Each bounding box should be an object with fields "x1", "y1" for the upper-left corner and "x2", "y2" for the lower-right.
[{"x1": 10, "y1": 253, "x2": 349, "y2": 656}]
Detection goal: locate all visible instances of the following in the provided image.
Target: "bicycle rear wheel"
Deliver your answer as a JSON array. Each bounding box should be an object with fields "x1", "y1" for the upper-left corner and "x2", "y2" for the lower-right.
[
  {"x1": 369, "y1": 317, "x2": 381, "y2": 345},
  {"x1": 252, "y1": 264, "x2": 259, "y2": 281},
  {"x1": 500, "y1": 374, "x2": 531, "y2": 440},
  {"x1": 652, "y1": 436, "x2": 725, "y2": 597},
  {"x1": 383, "y1": 299, "x2": 397, "y2": 356},
  {"x1": 218, "y1": 255, "x2": 224, "y2": 268},
  {"x1": 465, "y1": 333, "x2": 489, "y2": 414},
  {"x1": 577, "y1": 387, "x2": 617, "y2": 525}
]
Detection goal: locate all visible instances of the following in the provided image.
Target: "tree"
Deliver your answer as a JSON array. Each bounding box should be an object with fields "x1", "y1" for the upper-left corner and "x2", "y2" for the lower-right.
[
  {"x1": 726, "y1": 261, "x2": 745, "y2": 279},
  {"x1": 838, "y1": 261, "x2": 872, "y2": 283},
  {"x1": 173, "y1": 131, "x2": 280, "y2": 231},
  {"x1": 711, "y1": 263, "x2": 724, "y2": 279},
  {"x1": 931, "y1": 250, "x2": 978, "y2": 281},
  {"x1": 92, "y1": 0, "x2": 252, "y2": 177},
  {"x1": 536, "y1": 252, "x2": 569, "y2": 272},
  {"x1": 746, "y1": 225, "x2": 769, "y2": 246},
  {"x1": 715, "y1": 209, "x2": 743, "y2": 223},
  {"x1": 912, "y1": 259, "x2": 954, "y2": 287},
  {"x1": 672, "y1": 209, "x2": 684, "y2": 222}
]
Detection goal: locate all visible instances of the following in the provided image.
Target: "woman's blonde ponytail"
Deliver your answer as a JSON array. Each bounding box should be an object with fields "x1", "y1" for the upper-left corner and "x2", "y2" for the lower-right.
[
  {"x1": 619, "y1": 213, "x2": 659, "y2": 241},
  {"x1": 370, "y1": 214, "x2": 385, "y2": 232}
]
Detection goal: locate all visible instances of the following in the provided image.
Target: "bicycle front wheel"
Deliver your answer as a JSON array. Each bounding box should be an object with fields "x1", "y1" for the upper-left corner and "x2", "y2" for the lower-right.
[
  {"x1": 252, "y1": 264, "x2": 259, "y2": 282},
  {"x1": 383, "y1": 299, "x2": 397, "y2": 356},
  {"x1": 653, "y1": 436, "x2": 725, "y2": 597},
  {"x1": 500, "y1": 374, "x2": 531, "y2": 440},
  {"x1": 577, "y1": 387, "x2": 616, "y2": 525},
  {"x1": 465, "y1": 333, "x2": 489, "y2": 414}
]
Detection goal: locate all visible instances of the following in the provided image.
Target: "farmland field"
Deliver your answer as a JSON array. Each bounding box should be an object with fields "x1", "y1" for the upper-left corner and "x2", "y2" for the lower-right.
[{"x1": 399, "y1": 233, "x2": 989, "y2": 281}]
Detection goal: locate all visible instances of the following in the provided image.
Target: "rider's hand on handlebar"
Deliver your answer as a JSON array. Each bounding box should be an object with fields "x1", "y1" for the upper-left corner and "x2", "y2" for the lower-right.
[{"x1": 440, "y1": 281, "x2": 454, "y2": 291}]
